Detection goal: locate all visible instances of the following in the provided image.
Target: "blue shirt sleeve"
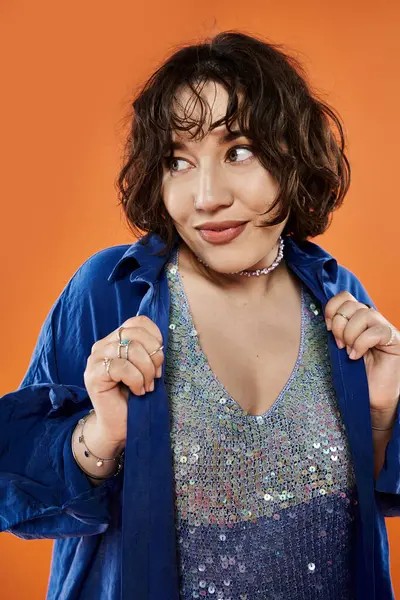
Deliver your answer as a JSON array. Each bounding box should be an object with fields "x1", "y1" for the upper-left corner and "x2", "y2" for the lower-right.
[
  {"x1": 374, "y1": 405, "x2": 400, "y2": 516},
  {"x1": 0, "y1": 253, "x2": 124, "y2": 539},
  {"x1": 339, "y1": 265, "x2": 400, "y2": 517}
]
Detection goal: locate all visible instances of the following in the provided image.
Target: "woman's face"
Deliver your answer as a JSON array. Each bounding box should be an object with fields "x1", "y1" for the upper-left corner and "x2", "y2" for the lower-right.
[{"x1": 161, "y1": 81, "x2": 288, "y2": 275}]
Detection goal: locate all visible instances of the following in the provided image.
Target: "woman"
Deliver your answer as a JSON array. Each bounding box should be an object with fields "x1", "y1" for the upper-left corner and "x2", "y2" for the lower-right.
[{"x1": 1, "y1": 31, "x2": 399, "y2": 600}]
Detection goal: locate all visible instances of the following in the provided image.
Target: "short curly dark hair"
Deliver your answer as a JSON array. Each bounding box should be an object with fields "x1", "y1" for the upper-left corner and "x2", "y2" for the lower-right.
[{"x1": 116, "y1": 30, "x2": 350, "y2": 250}]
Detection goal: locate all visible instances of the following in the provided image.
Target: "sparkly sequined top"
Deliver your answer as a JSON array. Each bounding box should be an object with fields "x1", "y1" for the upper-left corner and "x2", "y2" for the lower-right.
[{"x1": 164, "y1": 247, "x2": 358, "y2": 600}]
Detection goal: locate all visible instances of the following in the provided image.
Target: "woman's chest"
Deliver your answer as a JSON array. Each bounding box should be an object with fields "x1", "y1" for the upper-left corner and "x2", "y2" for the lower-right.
[
  {"x1": 183, "y1": 297, "x2": 302, "y2": 416},
  {"x1": 165, "y1": 255, "x2": 305, "y2": 416}
]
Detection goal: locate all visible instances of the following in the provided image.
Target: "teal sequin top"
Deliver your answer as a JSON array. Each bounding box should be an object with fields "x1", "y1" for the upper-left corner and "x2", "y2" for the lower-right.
[{"x1": 164, "y1": 247, "x2": 358, "y2": 600}]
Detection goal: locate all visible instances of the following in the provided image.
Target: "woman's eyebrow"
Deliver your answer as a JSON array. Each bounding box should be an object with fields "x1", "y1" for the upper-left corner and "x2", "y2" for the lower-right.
[{"x1": 169, "y1": 129, "x2": 246, "y2": 152}]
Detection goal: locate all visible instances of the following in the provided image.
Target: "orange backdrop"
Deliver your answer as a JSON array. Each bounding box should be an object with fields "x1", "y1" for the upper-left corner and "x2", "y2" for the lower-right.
[{"x1": 1, "y1": 1, "x2": 399, "y2": 598}]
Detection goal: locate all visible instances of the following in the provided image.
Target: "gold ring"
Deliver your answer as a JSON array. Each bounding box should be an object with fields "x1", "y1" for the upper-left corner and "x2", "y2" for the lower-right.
[
  {"x1": 149, "y1": 344, "x2": 164, "y2": 357},
  {"x1": 336, "y1": 312, "x2": 350, "y2": 321},
  {"x1": 103, "y1": 357, "x2": 112, "y2": 378}
]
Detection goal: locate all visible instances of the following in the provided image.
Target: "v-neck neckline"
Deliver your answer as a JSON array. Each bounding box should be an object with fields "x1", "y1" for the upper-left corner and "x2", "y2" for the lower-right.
[{"x1": 167, "y1": 245, "x2": 307, "y2": 421}]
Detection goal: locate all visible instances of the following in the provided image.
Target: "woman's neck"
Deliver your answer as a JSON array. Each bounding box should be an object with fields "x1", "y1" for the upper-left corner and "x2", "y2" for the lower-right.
[{"x1": 177, "y1": 240, "x2": 291, "y2": 303}]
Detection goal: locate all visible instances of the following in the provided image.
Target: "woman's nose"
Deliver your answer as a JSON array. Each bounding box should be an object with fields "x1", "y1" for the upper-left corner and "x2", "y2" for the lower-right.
[{"x1": 193, "y1": 166, "x2": 232, "y2": 211}]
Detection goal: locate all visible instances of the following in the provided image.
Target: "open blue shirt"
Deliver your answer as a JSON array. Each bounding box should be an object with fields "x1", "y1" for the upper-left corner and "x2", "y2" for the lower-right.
[{"x1": 0, "y1": 233, "x2": 399, "y2": 600}]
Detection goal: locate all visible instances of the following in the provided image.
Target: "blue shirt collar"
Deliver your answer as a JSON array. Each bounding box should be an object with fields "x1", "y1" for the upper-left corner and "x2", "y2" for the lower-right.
[
  {"x1": 107, "y1": 232, "x2": 174, "y2": 284},
  {"x1": 107, "y1": 232, "x2": 337, "y2": 285}
]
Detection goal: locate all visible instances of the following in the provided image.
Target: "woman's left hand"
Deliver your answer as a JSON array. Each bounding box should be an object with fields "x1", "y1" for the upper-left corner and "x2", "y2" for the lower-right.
[{"x1": 324, "y1": 291, "x2": 400, "y2": 415}]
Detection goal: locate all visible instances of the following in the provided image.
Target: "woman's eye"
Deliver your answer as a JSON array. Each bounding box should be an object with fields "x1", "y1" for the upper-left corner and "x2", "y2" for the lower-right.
[
  {"x1": 227, "y1": 146, "x2": 254, "y2": 163},
  {"x1": 163, "y1": 145, "x2": 254, "y2": 173},
  {"x1": 163, "y1": 157, "x2": 189, "y2": 173}
]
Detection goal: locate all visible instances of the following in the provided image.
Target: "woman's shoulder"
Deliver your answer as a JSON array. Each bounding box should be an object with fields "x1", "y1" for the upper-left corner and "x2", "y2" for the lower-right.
[
  {"x1": 286, "y1": 236, "x2": 375, "y2": 307},
  {"x1": 307, "y1": 240, "x2": 374, "y2": 307},
  {"x1": 50, "y1": 243, "x2": 137, "y2": 322},
  {"x1": 70, "y1": 243, "x2": 133, "y2": 285},
  {"x1": 88, "y1": 233, "x2": 171, "y2": 285}
]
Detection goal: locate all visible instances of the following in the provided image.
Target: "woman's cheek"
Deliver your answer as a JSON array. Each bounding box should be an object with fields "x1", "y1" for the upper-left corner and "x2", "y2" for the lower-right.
[{"x1": 163, "y1": 183, "x2": 193, "y2": 224}]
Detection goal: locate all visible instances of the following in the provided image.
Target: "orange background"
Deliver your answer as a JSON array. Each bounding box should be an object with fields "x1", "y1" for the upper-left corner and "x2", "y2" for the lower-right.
[{"x1": 0, "y1": 1, "x2": 399, "y2": 598}]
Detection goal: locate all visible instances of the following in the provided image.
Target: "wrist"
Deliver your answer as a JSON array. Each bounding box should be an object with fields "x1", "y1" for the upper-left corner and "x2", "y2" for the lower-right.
[
  {"x1": 371, "y1": 405, "x2": 398, "y2": 430},
  {"x1": 72, "y1": 410, "x2": 125, "y2": 484},
  {"x1": 84, "y1": 412, "x2": 126, "y2": 456}
]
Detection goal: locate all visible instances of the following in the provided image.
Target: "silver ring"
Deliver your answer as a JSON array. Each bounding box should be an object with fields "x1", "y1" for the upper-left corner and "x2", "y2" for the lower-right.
[
  {"x1": 103, "y1": 357, "x2": 113, "y2": 378},
  {"x1": 335, "y1": 312, "x2": 350, "y2": 322},
  {"x1": 117, "y1": 339, "x2": 131, "y2": 359},
  {"x1": 123, "y1": 339, "x2": 131, "y2": 359},
  {"x1": 384, "y1": 324, "x2": 396, "y2": 347},
  {"x1": 149, "y1": 344, "x2": 164, "y2": 357},
  {"x1": 117, "y1": 326, "x2": 124, "y2": 343}
]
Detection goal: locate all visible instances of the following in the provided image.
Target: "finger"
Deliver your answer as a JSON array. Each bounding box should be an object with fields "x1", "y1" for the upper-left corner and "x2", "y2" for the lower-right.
[
  {"x1": 333, "y1": 304, "x2": 387, "y2": 351},
  {"x1": 108, "y1": 357, "x2": 145, "y2": 396},
  {"x1": 121, "y1": 315, "x2": 163, "y2": 345},
  {"x1": 87, "y1": 352, "x2": 145, "y2": 396},
  {"x1": 120, "y1": 339, "x2": 156, "y2": 392},
  {"x1": 330, "y1": 300, "x2": 369, "y2": 348},
  {"x1": 99, "y1": 337, "x2": 159, "y2": 393},
  {"x1": 347, "y1": 323, "x2": 396, "y2": 360},
  {"x1": 118, "y1": 326, "x2": 165, "y2": 374},
  {"x1": 98, "y1": 316, "x2": 163, "y2": 348},
  {"x1": 331, "y1": 300, "x2": 368, "y2": 348},
  {"x1": 94, "y1": 325, "x2": 164, "y2": 370},
  {"x1": 324, "y1": 292, "x2": 356, "y2": 329},
  {"x1": 99, "y1": 331, "x2": 164, "y2": 392},
  {"x1": 341, "y1": 309, "x2": 389, "y2": 350}
]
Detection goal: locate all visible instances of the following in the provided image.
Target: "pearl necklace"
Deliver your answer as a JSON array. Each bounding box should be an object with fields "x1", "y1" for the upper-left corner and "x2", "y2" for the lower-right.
[{"x1": 196, "y1": 235, "x2": 285, "y2": 277}]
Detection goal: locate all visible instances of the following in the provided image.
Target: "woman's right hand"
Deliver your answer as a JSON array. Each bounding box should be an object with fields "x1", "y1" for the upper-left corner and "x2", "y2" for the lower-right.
[{"x1": 83, "y1": 315, "x2": 164, "y2": 446}]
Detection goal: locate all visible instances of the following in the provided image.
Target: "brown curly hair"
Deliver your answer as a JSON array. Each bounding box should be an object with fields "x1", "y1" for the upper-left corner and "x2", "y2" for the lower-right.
[{"x1": 116, "y1": 30, "x2": 350, "y2": 251}]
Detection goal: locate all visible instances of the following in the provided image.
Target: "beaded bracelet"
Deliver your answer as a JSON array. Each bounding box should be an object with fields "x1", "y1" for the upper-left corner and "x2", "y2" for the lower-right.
[{"x1": 72, "y1": 409, "x2": 124, "y2": 480}]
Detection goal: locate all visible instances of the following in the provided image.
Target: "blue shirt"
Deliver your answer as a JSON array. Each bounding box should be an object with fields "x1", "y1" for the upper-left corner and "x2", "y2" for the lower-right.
[{"x1": 0, "y1": 233, "x2": 399, "y2": 600}]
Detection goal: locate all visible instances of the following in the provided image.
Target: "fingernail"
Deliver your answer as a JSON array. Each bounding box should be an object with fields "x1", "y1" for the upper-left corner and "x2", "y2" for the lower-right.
[
  {"x1": 156, "y1": 367, "x2": 162, "y2": 378},
  {"x1": 140, "y1": 386, "x2": 145, "y2": 395},
  {"x1": 326, "y1": 318, "x2": 332, "y2": 331},
  {"x1": 349, "y1": 349, "x2": 357, "y2": 359},
  {"x1": 346, "y1": 345, "x2": 351, "y2": 355},
  {"x1": 336, "y1": 339, "x2": 345, "y2": 349},
  {"x1": 149, "y1": 381, "x2": 155, "y2": 392}
]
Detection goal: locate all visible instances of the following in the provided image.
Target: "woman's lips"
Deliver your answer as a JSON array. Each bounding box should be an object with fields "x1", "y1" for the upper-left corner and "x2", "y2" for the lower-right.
[{"x1": 198, "y1": 222, "x2": 247, "y2": 244}]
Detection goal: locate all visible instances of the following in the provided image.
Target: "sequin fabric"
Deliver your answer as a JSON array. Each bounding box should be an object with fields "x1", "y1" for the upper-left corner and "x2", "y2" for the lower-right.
[{"x1": 164, "y1": 247, "x2": 358, "y2": 600}]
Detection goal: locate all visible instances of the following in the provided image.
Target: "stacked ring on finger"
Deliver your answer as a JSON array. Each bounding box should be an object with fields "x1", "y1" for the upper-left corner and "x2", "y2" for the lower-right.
[
  {"x1": 117, "y1": 326, "x2": 131, "y2": 359},
  {"x1": 118, "y1": 324, "x2": 164, "y2": 358},
  {"x1": 118, "y1": 338, "x2": 131, "y2": 359}
]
